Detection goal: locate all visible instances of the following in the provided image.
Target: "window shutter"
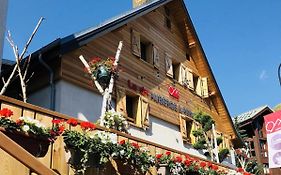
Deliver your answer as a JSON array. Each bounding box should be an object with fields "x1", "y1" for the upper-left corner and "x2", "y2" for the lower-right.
[
  {"x1": 178, "y1": 64, "x2": 186, "y2": 85},
  {"x1": 135, "y1": 97, "x2": 142, "y2": 127},
  {"x1": 153, "y1": 45, "x2": 160, "y2": 69},
  {"x1": 179, "y1": 114, "x2": 188, "y2": 141},
  {"x1": 165, "y1": 53, "x2": 173, "y2": 78},
  {"x1": 201, "y1": 77, "x2": 209, "y2": 98},
  {"x1": 141, "y1": 97, "x2": 149, "y2": 129},
  {"x1": 131, "y1": 29, "x2": 141, "y2": 57},
  {"x1": 196, "y1": 77, "x2": 202, "y2": 97},
  {"x1": 190, "y1": 122, "x2": 197, "y2": 144},
  {"x1": 116, "y1": 87, "x2": 127, "y2": 116},
  {"x1": 186, "y1": 69, "x2": 194, "y2": 90},
  {"x1": 135, "y1": 97, "x2": 149, "y2": 129}
]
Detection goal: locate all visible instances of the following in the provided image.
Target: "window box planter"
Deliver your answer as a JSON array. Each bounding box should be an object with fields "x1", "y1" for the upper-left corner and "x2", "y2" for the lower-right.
[
  {"x1": 114, "y1": 159, "x2": 145, "y2": 175},
  {"x1": 0, "y1": 127, "x2": 50, "y2": 157},
  {"x1": 157, "y1": 164, "x2": 169, "y2": 175}
]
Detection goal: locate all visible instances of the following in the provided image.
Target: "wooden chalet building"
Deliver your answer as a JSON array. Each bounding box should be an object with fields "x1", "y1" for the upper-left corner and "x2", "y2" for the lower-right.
[
  {"x1": 235, "y1": 106, "x2": 281, "y2": 175},
  {"x1": 0, "y1": 0, "x2": 243, "y2": 174}
]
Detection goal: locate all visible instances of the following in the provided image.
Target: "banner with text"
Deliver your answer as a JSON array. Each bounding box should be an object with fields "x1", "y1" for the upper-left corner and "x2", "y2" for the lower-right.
[{"x1": 264, "y1": 110, "x2": 281, "y2": 168}]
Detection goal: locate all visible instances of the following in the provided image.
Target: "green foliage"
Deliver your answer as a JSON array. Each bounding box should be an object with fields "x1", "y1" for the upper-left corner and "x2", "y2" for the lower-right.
[
  {"x1": 245, "y1": 160, "x2": 264, "y2": 175},
  {"x1": 193, "y1": 138, "x2": 207, "y2": 149},
  {"x1": 233, "y1": 117, "x2": 248, "y2": 139},
  {"x1": 218, "y1": 148, "x2": 229, "y2": 162},
  {"x1": 192, "y1": 129, "x2": 203, "y2": 137},
  {"x1": 193, "y1": 111, "x2": 214, "y2": 132},
  {"x1": 216, "y1": 137, "x2": 223, "y2": 146}
]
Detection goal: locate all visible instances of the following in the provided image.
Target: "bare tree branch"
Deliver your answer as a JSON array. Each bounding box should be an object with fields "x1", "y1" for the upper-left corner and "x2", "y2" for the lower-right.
[
  {"x1": 25, "y1": 72, "x2": 34, "y2": 84},
  {"x1": 23, "y1": 54, "x2": 32, "y2": 80},
  {"x1": 0, "y1": 65, "x2": 17, "y2": 95},
  {"x1": 19, "y1": 17, "x2": 44, "y2": 60}
]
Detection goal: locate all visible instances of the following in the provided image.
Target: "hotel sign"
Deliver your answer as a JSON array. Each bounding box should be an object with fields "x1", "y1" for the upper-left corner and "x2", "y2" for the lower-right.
[
  {"x1": 264, "y1": 110, "x2": 281, "y2": 168},
  {"x1": 127, "y1": 80, "x2": 193, "y2": 116}
]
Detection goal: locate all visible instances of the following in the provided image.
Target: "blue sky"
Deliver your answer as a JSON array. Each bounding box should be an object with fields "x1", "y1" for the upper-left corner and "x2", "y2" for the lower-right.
[{"x1": 3, "y1": 0, "x2": 281, "y2": 116}]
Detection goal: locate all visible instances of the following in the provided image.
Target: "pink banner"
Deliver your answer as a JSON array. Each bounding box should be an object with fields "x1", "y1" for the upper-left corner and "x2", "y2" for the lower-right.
[{"x1": 264, "y1": 110, "x2": 281, "y2": 168}]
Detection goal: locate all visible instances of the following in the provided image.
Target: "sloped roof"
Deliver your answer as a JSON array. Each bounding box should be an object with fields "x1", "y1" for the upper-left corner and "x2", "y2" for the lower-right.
[
  {"x1": 60, "y1": 0, "x2": 173, "y2": 53},
  {"x1": 235, "y1": 105, "x2": 273, "y2": 123}
]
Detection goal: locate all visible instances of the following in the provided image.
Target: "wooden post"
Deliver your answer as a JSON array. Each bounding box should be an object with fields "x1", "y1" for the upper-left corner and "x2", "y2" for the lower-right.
[
  {"x1": 78, "y1": 41, "x2": 123, "y2": 126},
  {"x1": 212, "y1": 124, "x2": 219, "y2": 163},
  {"x1": 100, "y1": 41, "x2": 123, "y2": 126}
]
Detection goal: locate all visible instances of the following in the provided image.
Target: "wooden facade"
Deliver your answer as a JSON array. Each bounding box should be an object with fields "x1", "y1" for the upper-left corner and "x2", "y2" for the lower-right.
[
  {"x1": 59, "y1": 0, "x2": 237, "y2": 145},
  {"x1": 0, "y1": 0, "x2": 242, "y2": 174}
]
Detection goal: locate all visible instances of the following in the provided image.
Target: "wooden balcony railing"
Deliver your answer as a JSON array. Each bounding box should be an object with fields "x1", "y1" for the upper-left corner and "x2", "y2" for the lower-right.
[{"x1": 0, "y1": 95, "x2": 233, "y2": 175}]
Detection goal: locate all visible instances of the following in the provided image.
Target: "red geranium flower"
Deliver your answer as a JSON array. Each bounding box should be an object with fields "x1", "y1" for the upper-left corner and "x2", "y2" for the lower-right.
[
  {"x1": 166, "y1": 151, "x2": 171, "y2": 156},
  {"x1": 0, "y1": 108, "x2": 13, "y2": 118},
  {"x1": 185, "y1": 154, "x2": 191, "y2": 160},
  {"x1": 207, "y1": 162, "x2": 213, "y2": 167},
  {"x1": 16, "y1": 119, "x2": 23, "y2": 125},
  {"x1": 59, "y1": 125, "x2": 65, "y2": 134},
  {"x1": 131, "y1": 142, "x2": 140, "y2": 149},
  {"x1": 174, "y1": 156, "x2": 183, "y2": 163},
  {"x1": 156, "y1": 154, "x2": 163, "y2": 159},
  {"x1": 243, "y1": 172, "x2": 251, "y2": 175},
  {"x1": 200, "y1": 161, "x2": 207, "y2": 168},
  {"x1": 184, "y1": 159, "x2": 192, "y2": 166},
  {"x1": 119, "y1": 140, "x2": 126, "y2": 145},
  {"x1": 211, "y1": 164, "x2": 218, "y2": 171},
  {"x1": 89, "y1": 57, "x2": 101, "y2": 64},
  {"x1": 80, "y1": 121, "x2": 96, "y2": 130},
  {"x1": 67, "y1": 118, "x2": 78, "y2": 127},
  {"x1": 52, "y1": 119, "x2": 62, "y2": 124},
  {"x1": 237, "y1": 167, "x2": 244, "y2": 173}
]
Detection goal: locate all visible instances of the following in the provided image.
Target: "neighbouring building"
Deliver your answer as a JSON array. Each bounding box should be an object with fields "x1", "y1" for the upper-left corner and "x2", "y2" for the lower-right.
[
  {"x1": 0, "y1": 0, "x2": 8, "y2": 71},
  {"x1": 2, "y1": 0, "x2": 242, "y2": 169},
  {"x1": 235, "y1": 105, "x2": 281, "y2": 175}
]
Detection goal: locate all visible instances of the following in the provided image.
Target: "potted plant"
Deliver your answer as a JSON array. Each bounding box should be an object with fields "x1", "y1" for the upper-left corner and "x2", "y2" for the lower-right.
[
  {"x1": 112, "y1": 140, "x2": 155, "y2": 175},
  {"x1": 155, "y1": 151, "x2": 172, "y2": 175},
  {"x1": 63, "y1": 118, "x2": 116, "y2": 175},
  {"x1": 101, "y1": 110, "x2": 128, "y2": 133},
  {"x1": 87, "y1": 57, "x2": 116, "y2": 88},
  {"x1": 0, "y1": 108, "x2": 63, "y2": 157}
]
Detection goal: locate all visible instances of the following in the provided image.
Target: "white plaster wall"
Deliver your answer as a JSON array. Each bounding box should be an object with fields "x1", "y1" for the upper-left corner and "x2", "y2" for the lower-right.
[
  {"x1": 28, "y1": 80, "x2": 114, "y2": 122},
  {"x1": 28, "y1": 80, "x2": 207, "y2": 159},
  {"x1": 28, "y1": 85, "x2": 53, "y2": 110},
  {"x1": 0, "y1": 0, "x2": 8, "y2": 60},
  {"x1": 129, "y1": 116, "x2": 206, "y2": 159},
  {"x1": 56, "y1": 80, "x2": 104, "y2": 122}
]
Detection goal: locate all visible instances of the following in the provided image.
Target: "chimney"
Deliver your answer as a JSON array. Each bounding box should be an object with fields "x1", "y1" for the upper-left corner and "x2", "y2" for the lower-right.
[{"x1": 133, "y1": 0, "x2": 152, "y2": 8}]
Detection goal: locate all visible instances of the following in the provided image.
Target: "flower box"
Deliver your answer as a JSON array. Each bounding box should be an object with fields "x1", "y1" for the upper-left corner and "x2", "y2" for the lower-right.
[
  {"x1": 68, "y1": 148, "x2": 101, "y2": 168},
  {"x1": 0, "y1": 127, "x2": 50, "y2": 157},
  {"x1": 157, "y1": 164, "x2": 169, "y2": 175},
  {"x1": 114, "y1": 159, "x2": 145, "y2": 175}
]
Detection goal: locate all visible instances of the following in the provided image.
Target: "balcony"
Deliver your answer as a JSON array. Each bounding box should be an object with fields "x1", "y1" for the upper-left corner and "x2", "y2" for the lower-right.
[{"x1": 0, "y1": 95, "x2": 233, "y2": 175}]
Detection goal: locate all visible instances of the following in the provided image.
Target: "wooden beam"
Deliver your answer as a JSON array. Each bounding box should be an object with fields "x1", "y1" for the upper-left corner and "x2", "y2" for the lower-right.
[{"x1": 0, "y1": 132, "x2": 58, "y2": 175}]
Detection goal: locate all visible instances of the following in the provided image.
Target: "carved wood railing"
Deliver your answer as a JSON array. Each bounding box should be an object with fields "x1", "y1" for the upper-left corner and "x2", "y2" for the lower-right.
[{"x1": 0, "y1": 95, "x2": 232, "y2": 175}]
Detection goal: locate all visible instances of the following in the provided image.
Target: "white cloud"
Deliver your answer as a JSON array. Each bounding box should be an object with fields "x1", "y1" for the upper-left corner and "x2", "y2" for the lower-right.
[{"x1": 259, "y1": 70, "x2": 268, "y2": 80}]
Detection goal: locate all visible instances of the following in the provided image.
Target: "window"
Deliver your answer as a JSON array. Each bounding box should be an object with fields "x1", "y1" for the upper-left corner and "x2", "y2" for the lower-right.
[
  {"x1": 179, "y1": 114, "x2": 193, "y2": 143},
  {"x1": 172, "y1": 62, "x2": 180, "y2": 80},
  {"x1": 186, "y1": 53, "x2": 190, "y2": 61},
  {"x1": 165, "y1": 17, "x2": 171, "y2": 30},
  {"x1": 126, "y1": 95, "x2": 138, "y2": 122},
  {"x1": 140, "y1": 37, "x2": 152, "y2": 63},
  {"x1": 116, "y1": 87, "x2": 150, "y2": 129},
  {"x1": 195, "y1": 76, "x2": 209, "y2": 98},
  {"x1": 131, "y1": 29, "x2": 159, "y2": 67}
]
